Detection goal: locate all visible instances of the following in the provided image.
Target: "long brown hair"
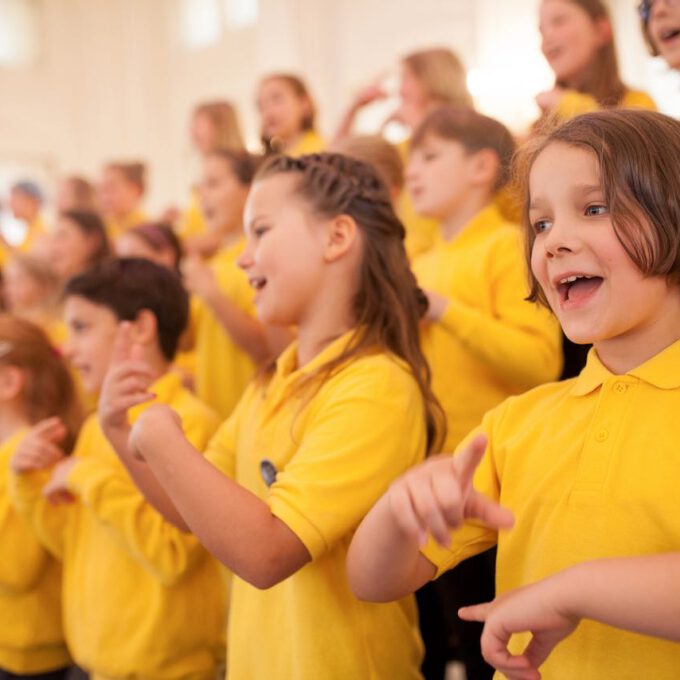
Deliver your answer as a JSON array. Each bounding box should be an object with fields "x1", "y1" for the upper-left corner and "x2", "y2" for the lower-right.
[
  {"x1": 551, "y1": 0, "x2": 626, "y2": 107},
  {"x1": 255, "y1": 153, "x2": 446, "y2": 453},
  {"x1": 0, "y1": 315, "x2": 82, "y2": 452},
  {"x1": 516, "y1": 109, "x2": 680, "y2": 306},
  {"x1": 193, "y1": 100, "x2": 245, "y2": 151}
]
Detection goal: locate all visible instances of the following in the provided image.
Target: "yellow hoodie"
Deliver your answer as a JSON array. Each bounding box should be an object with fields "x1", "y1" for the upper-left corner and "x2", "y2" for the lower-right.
[
  {"x1": 0, "y1": 430, "x2": 70, "y2": 674},
  {"x1": 10, "y1": 373, "x2": 226, "y2": 680}
]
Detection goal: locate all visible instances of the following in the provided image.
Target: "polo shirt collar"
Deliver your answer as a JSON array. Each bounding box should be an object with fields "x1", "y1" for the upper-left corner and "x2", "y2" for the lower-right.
[{"x1": 571, "y1": 339, "x2": 680, "y2": 396}]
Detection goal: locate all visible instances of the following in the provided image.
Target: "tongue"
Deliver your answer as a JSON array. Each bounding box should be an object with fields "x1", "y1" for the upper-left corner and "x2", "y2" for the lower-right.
[{"x1": 568, "y1": 277, "x2": 602, "y2": 302}]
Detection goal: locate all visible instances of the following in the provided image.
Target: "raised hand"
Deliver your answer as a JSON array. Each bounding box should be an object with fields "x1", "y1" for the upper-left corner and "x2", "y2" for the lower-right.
[
  {"x1": 99, "y1": 322, "x2": 155, "y2": 437},
  {"x1": 459, "y1": 577, "x2": 579, "y2": 680},
  {"x1": 128, "y1": 403, "x2": 183, "y2": 462},
  {"x1": 11, "y1": 417, "x2": 68, "y2": 474},
  {"x1": 42, "y1": 457, "x2": 79, "y2": 505},
  {"x1": 182, "y1": 254, "x2": 219, "y2": 301},
  {"x1": 386, "y1": 433, "x2": 514, "y2": 547}
]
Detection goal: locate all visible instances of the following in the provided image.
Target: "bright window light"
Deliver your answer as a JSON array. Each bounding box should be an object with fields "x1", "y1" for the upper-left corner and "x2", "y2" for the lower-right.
[
  {"x1": 224, "y1": 0, "x2": 258, "y2": 29},
  {"x1": 0, "y1": 0, "x2": 40, "y2": 67},
  {"x1": 179, "y1": 0, "x2": 222, "y2": 50}
]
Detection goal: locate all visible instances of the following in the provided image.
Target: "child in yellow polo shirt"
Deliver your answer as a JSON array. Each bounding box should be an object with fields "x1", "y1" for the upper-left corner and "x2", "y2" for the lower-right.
[
  {"x1": 349, "y1": 109, "x2": 680, "y2": 680},
  {"x1": 111, "y1": 153, "x2": 446, "y2": 679},
  {"x1": 0, "y1": 315, "x2": 82, "y2": 680},
  {"x1": 98, "y1": 162, "x2": 147, "y2": 240},
  {"x1": 182, "y1": 149, "x2": 277, "y2": 419},
  {"x1": 256, "y1": 73, "x2": 324, "y2": 156},
  {"x1": 9, "y1": 258, "x2": 225, "y2": 680}
]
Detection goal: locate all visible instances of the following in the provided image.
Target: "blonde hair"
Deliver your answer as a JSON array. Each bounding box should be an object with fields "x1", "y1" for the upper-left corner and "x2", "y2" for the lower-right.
[
  {"x1": 402, "y1": 48, "x2": 473, "y2": 108},
  {"x1": 330, "y1": 135, "x2": 404, "y2": 193},
  {"x1": 193, "y1": 100, "x2": 245, "y2": 151},
  {"x1": 105, "y1": 162, "x2": 147, "y2": 194}
]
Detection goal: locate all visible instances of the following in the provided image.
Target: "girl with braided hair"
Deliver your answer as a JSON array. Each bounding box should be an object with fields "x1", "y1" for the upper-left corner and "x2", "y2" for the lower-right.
[{"x1": 106, "y1": 152, "x2": 445, "y2": 679}]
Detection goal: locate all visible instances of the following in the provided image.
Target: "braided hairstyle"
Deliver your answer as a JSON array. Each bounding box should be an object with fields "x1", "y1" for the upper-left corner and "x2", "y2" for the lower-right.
[{"x1": 255, "y1": 152, "x2": 446, "y2": 453}]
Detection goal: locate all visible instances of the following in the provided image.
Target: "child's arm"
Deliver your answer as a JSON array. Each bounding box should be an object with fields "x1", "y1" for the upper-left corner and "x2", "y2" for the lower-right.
[
  {"x1": 183, "y1": 254, "x2": 273, "y2": 364},
  {"x1": 129, "y1": 403, "x2": 311, "y2": 589},
  {"x1": 347, "y1": 434, "x2": 514, "y2": 602},
  {"x1": 8, "y1": 419, "x2": 72, "y2": 559},
  {"x1": 459, "y1": 554, "x2": 680, "y2": 680}
]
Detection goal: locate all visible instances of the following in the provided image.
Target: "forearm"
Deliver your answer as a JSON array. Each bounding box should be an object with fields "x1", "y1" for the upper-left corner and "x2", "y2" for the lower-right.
[
  {"x1": 439, "y1": 299, "x2": 561, "y2": 387},
  {"x1": 347, "y1": 493, "x2": 435, "y2": 602},
  {"x1": 202, "y1": 289, "x2": 270, "y2": 363},
  {"x1": 106, "y1": 426, "x2": 189, "y2": 531},
  {"x1": 141, "y1": 435, "x2": 309, "y2": 588},
  {"x1": 560, "y1": 555, "x2": 680, "y2": 642}
]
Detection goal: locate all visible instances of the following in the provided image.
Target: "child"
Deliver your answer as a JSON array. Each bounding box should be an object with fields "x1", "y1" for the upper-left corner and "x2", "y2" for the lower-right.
[
  {"x1": 49, "y1": 210, "x2": 111, "y2": 286},
  {"x1": 98, "y1": 162, "x2": 147, "y2": 239},
  {"x1": 9, "y1": 258, "x2": 226, "y2": 680},
  {"x1": 120, "y1": 153, "x2": 444, "y2": 679},
  {"x1": 639, "y1": 0, "x2": 680, "y2": 71},
  {"x1": 408, "y1": 106, "x2": 562, "y2": 451},
  {"x1": 181, "y1": 149, "x2": 273, "y2": 418},
  {"x1": 336, "y1": 48, "x2": 473, "y2": 259},
  {"x1": 0, "y1": 315, "x2": 81, "y2": 680},
  {"x1": 8, "y1": 181, "x2": 46, "y2": 254},
  {"x1": 257, "y1": 73, "x2": 324, "y2": 156},
  {"x1": 348, "y1": 109, "x2": 680, "y2": 680},
  {"x1": 54, "y1": 176, "x2": 96, "y2": 213},
  {"x1": 178, "y1": 100, "x2": 245, "y2": 241},
  {"x1": 536, "y1": 0, "x2": 655, "y2": 121},
  {"x1": 2, "y1": 255, "x2": 63, "y2": 345},
  {"x1": 116, "y1": 222, "x2": 182, "y2": 272}
]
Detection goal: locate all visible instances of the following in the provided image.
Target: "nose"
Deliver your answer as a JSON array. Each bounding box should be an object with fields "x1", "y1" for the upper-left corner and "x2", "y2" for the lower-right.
[
  {"x1": 237, "y1": 243, "x2": 254, "y2": 271},
  {"x1": 541, "y1": 219, "x2": 578, "y2": 259}
]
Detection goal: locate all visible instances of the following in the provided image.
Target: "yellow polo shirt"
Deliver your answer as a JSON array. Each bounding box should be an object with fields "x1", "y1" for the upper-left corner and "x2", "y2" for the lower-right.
[
  {"x1": 412, "y1": 204, "x2": 562, "y2": 450},
  {"x1": 0, "y1": 430, "x2": 70, "y2": 674},
  {"x1": 423, "y1": 339, "x2": 680, "y2": 679},
  {"x1": 18, "y1": 215, "x2": 47, "y2": 254},
  {"x1": 10, "y1": 372, "x2": 225, "y2": 680},
  {"x1": 193, "y1": 239, "x2": 257, "y2": 419},
  {"x1": 554, "y1": 88, "x2": 656, "y2": 120},
  {"x1": 178, "y1": 188, "x2": 206, "y2": 240},
  {"x1": 206, "y1": 332, "x2": 427, "y2": 679},
  {"x1": 288, "y1": 130, "x2": 325, "y2": 157},
  {"x1": 106, "y1": 208, "x2": 147, "y2": 241}
]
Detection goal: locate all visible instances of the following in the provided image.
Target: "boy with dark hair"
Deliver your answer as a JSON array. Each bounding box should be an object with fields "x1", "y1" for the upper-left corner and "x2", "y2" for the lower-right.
[{"x1": 9, "y1": 258, "x2": 226, "y2": 680}]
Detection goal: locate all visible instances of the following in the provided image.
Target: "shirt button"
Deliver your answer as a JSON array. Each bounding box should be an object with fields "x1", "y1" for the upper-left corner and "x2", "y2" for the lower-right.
[
  {"x1": 595, "y1": 429, "x2": 609, "y2": 442},
  {"x1": 613, "y1": 382, "x2": 627, "y2": 393}
]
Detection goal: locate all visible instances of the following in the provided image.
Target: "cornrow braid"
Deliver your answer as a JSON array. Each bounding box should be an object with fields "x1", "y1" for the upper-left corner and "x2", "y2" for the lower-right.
[{"x1": 255, "y1": 152, "x2": 446, "y2": 453}]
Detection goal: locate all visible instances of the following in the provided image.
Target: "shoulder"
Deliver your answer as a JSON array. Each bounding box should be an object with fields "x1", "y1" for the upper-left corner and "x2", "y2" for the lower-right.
[{"x1": 622, "y1": 89, "x2": 656, "y2": 110}]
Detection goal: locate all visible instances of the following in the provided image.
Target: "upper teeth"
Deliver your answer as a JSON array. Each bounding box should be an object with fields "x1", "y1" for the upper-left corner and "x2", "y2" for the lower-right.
[
  {"x1": 250, "y1": 277, "x2": 266, "y2": 289},
  {"x1": 559, "y1": 275, "x2": 593, "y2": 284}
]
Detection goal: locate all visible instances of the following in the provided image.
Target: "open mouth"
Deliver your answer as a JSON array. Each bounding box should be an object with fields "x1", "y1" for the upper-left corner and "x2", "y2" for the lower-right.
[
  {"x1": 249, "y1": 276, "x2": 267, "y2": 292},
  {"x1": 658, "y1": 27, "x2": 680, "y2": 43},
  {"x1": 557, "y1": 274, "x2": 603, "y2": 304}
]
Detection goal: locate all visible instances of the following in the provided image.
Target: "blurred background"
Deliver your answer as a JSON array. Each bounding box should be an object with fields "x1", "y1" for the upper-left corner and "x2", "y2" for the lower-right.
[{"x1": 0, "y1": 0, "x2": 678, "y2": 224}]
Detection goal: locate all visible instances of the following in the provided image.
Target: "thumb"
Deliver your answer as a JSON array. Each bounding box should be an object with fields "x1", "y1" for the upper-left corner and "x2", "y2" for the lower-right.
[{"x1": 111, "y1": 321, "x2": 134, "y2": 364}]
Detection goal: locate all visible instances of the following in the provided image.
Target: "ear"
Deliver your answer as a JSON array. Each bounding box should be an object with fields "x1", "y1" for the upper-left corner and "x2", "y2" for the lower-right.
[
  {"x1": 324, "y1": 214, "x2": 359, "y2": 263},
  {"x1": 0, "y1": 365, "x2": 26, "y2": 401},
  {"x1": 594, "y1": 17, "x2": 613, "y2": 47},
  {"x1": 468, "y1": 149, "x2": 501, "y2": 193},
  {"x1": 129, "y1": 309, "x2": 158, "y2": 349}
]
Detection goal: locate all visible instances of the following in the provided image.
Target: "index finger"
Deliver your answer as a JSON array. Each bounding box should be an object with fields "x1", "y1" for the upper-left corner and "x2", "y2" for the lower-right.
[
  {"x1": 452, "y1": 433, "x2": 488, "y2": 489},
  {"x1": 31, "y1": 417, "x2": 66, "y2": 440}
]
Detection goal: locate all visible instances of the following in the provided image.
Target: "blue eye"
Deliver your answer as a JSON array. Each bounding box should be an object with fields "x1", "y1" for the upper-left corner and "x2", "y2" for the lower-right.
[
  {"x1": 532, "y1": 219, "x2": 551, "y2": 234},
  {"x1": 585, "y1": 204, "x2": 608, "y2": 216}
]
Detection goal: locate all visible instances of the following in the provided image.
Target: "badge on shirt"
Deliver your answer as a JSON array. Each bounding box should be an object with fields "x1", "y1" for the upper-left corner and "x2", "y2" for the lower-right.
[{"x1": 260, "y1": 459, "x2": 278, "y2": 487}]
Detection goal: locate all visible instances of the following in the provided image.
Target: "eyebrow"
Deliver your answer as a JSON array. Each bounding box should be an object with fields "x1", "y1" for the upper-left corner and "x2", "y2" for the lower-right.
[{"x1": 574, "y1": 184, "x2": 604, "y2": 196}]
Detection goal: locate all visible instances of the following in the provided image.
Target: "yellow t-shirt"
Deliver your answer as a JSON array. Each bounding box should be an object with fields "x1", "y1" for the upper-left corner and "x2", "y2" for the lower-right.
[
  {"x1": 193, "y1": 240, "x2": 257, "y2": 419},
  {"x1": 206, "y1": 332, "x2": 428, "y2": 679},
  {"x1": 106, "y1": 208, "x2": 147, "y2": 241},
  {"x1": 0, "y1": 430, "x2": 70, "y2": 674},
  {"x1": 412, "y1": 204, "x2": 562, "y2": 450},
  {"x1": 554, "y1": 88, "x2": 656, "y2": 120},
  {"x1": 287, "y1": 130, "x2": 325, "y2": 157},
  {"x1": 178, "y1": 188, "x2": 206, "y2": 240},
  {"x1": 9, "y1": 372, "x2": 226, "y2": 680},
  {"x1": 18, "y1": 215, "x2": 47, "y2": 254},
  {"x1": 422, "y1": 340, "x2": 680, "y2": 679},
  {"x1": 396, "y1": 139, "x2": 439, "y2": 260}
]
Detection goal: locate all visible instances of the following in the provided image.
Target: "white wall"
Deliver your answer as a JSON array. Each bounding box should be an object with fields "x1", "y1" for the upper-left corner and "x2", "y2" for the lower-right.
[{"x1": 0, "y1": 0, "x2": 676, "y2": 218}]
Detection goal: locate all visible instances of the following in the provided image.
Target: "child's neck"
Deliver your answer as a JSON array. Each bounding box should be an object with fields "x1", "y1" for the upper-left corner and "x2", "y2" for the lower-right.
[
  {"x1": 595, "y1": 296, "x2": 680, "y2": 374},
  {"x1": 440, "y1": 194, "x2": 493, "y2": 242},
  {"x1": 296, "y1": 301, "x2": 355, "y2": 368},
  {"x1": 0, "y1": 406, "x2": 30, "y2": 444}
]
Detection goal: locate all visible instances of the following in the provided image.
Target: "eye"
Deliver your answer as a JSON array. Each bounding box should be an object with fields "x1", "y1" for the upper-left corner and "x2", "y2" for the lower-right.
[
  {"x1": 532, "y1": 218, "x2": 552, "y2": 234},
  {"x1": 252, "y1": 225, "x2": 270, "y2": 239},
  {"x1": 585, "y1": 204, "x2": 608, "y2": 217},
  {"x1": 423, "y1": 151, "x2": 438, "y2": 162}
]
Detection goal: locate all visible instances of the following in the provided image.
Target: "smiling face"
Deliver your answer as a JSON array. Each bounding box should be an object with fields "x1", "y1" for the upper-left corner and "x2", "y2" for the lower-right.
[
  {"x1": 238, "y1": 174, "x2": 330, "y2": 327},
  {"x1": 539, "y1": 0, "x2": 609, "y2": 85},
  {"x1": 648, "y1": 0, "x2": 680, "y2": 69},
  {"x1": 529, "y1": 142, "x2": 677, "y2": 355},
  {"x1": 63, "y1": 295, "x2": 119, "y2": 394},
  {"x1": 257, "y1": 78, "x2": 311, "y2": 143}
]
